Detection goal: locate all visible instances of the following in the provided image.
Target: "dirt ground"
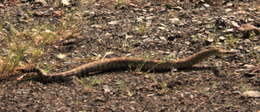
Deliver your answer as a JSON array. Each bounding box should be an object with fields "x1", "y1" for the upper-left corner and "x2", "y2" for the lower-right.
[{"x1": 0, "y1": 0, "x2": 259, "y2": 111}]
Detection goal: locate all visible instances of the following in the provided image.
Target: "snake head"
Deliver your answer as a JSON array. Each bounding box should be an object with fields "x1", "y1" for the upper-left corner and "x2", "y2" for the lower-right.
[{"x1": 214, "y1": 48, "x2": 238, "y2": 59}]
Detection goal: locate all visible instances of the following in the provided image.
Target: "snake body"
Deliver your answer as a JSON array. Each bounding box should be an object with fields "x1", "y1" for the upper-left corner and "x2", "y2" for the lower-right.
[{"x1": 15, "y1": 48, "x2": 233, "y2": 80}]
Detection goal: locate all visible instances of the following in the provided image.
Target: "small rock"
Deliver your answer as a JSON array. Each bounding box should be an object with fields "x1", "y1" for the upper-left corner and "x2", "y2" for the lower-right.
[
  {"x1": 203, "y1": 4, "x2": 210, "y2": 8},
  {"x1": 125, "y1": 34, "x2": 133, "y2": 39},
  {"x1": 230, "y1": 21, "x2": 240, "y2": 28},
  {"x1": 103, "y1": 85, "x2": 112, "y2": 93},
  {"x1": 233, "y1": 90, "x2": 241, "y2": 94},
  {"x1": 225, "y1": 28, "x2": 234, "y2": 32},
  {"x1": 136, "y1": 16, "x2": 144, "y2": 22},
  {"x1": 226, "y1": 2, "x2": 233, "y2": 7},
  {"x1": 172, "y1": 6, "x2": 183, "y2": 11},
  {"x1": 56, "y1": 53, "x2": 66, "y2": 59},
  {"x1": 247, "y1": 18, "x2": 254, "y2": 22},
  {"x1": 242, "y1": 91, "x2": 260, "y2": 98},
  {"x1": 243, "y1": 64, "x2": 255, "y2": 69},
  {"x1": 225, "y1": 8, "x2": 232, "y2": 12},
  {"x1": 91, "y1": 24, "x2": 102, "y2": 28},
  {"x1": 159, "y1": 36, "x2": 167, "y2": 41},
  {"x1": 184, "y1": 41, "x2": 190, "y2": 45},
  {"x1": 219, "y1": 36, "x2": 226, "y2": 40},
  {"x1": 108, "y1": 20, "x2": 120, "y2": 25},
  {"x1": 142, "y1": 35, "x2": 148, "y2": 39},
  {"x1": 146, "y1": 16, "x2": 156, "y2": 20},
  {"x1": 207, "y1": 38, "x2": 214, "y2": 43},
  {"x1": 169, "y1": 18, "x2": 180, "y2": 24},
  {"x1": 158, "y1": 27, "x2": 166, "y2": 30},
  {"x1": 199, "y1": 7, "x2": 206, "y2": 11},
  {"x1": 83, "y1": 10, "x2": 95, "y2": 16},
  {"x1": 61, "y1": 0, "x2": 70, "y2": 6}
]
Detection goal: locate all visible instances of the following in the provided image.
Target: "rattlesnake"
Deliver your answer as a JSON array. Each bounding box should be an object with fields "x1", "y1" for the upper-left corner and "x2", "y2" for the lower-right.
[{"x1": 14, "y1": 47, "x2": 234, "y2": 80}]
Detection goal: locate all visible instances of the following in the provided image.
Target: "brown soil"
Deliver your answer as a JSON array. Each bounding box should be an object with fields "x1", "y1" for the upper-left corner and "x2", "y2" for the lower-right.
[{"x1": 0, "y1": 0, "x2": 259, "y2": 112}]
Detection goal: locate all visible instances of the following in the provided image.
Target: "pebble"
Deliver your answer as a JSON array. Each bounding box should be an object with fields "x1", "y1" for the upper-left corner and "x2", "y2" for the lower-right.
[
  {"x1": 242, "y1": 91, "x2": 260, "y2": 98},
  {"x1": 219, "y1": 36, "x2": 226, "y2": 40}
]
